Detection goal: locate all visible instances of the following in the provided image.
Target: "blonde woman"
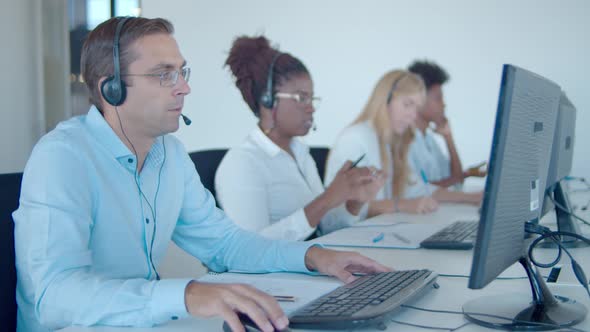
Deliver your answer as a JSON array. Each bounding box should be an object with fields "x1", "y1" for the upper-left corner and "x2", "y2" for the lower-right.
[{"x1": 325, "y1": 70, "x2": 482, "y2": 218}]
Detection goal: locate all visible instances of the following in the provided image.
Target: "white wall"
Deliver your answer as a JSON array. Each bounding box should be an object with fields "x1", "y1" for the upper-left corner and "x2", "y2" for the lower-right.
[
  {"x1": 0, "y1": 0, "x2": 44, "y2": 173},
  {"x1": 143, "y1": 0, "x2": 590, "y2": 177}
]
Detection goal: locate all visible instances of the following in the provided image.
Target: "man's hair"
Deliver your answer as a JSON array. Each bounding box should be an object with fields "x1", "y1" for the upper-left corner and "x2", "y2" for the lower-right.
[
  {"x1": 81, "y1": 17, "x2": 174, "y2": 111},
  {"x1": 408, "y1": 60, "x2": 449, "y2": 90}
]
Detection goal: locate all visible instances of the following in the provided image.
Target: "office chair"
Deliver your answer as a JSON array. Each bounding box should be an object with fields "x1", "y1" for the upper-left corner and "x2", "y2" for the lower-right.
[
  {"x1": 188, "y1": 149, "x2": 228, "y2": 207},
  {"x1": 0, "y1": 172, "x2": 23, "y2": 332},
  {"x1": 309, "y1": 146, "x2": 330, "y2": 184}
]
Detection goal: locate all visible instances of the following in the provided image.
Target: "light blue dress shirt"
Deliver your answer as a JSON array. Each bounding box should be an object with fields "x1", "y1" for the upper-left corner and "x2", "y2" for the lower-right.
[
  {"x1": 408, "y1": 128, "x2": 451, "y2": 183},
  {"x1": 13, "y1": 106, "x2": 313, "y2": 332}
]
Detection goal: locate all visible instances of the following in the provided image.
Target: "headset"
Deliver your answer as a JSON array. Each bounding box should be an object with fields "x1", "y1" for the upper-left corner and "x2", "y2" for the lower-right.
[
  {"x1": 386, "y1": 73, "x2": 408, "y2": 104},
  {"x1": 259, "y1": 52, "x2": 283, "y2": 112},
  {"x1": 101, "y1": 17, "x2": 131, "y2": 106},
  {"x1": 103, "y1": 17, "x2": 162, "y2": 280}
]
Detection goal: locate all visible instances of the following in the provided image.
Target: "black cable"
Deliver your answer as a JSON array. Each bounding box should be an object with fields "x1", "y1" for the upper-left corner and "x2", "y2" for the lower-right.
[
  {"x1": 401, "y1": 304, "x2": 587, "y2": 332},
  {"x1": 546, "y1": 186, "x2": 590, "y2": 227},
  {"x1": 561, "y1": 177, "x2": 590, "y2": 211},
  {"x1": 527, "y1": 224, "x2": 590, "y2": 297},
  {"x1": 115, "y1": 107, "x2": 162, "y2": 280},
  {"x1": 564, "y1": 176, "x2": 590, "y2": 188},
  {"x1": 525, "y1": 223, "x2": 564, "y2": 269},
  {"x1": 148, "y1": 136, "x2": 166, "y2": 281},
  {"x1": 438, "y1": 273, "x2": 540, "y2": 280},
  {"x1": 448, "y1": 322, "x2": 471, "y2": 332},
  {"x1": 390, "y1": 318, "x2": 471, "y2": 331}
]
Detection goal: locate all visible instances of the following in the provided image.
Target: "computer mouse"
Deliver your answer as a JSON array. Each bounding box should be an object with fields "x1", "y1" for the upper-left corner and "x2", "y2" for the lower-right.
[{"x1": 222, "y1": 312, "x2": 291, "y2": 332}]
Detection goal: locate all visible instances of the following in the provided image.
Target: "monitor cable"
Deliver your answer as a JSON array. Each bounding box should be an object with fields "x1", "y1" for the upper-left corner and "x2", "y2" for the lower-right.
[
  {"x1": 546, "y1": 181, "x2": 590, "y2": 227},
  {"x1": 563, "y1": 176, "x2": 590, "y2": 210},
  {"x1": 526, "y1": 222, "x2": 590, "y2": 298},
  {"x1": 437, "y1": 274, "x2": 548, "y2": 281}
]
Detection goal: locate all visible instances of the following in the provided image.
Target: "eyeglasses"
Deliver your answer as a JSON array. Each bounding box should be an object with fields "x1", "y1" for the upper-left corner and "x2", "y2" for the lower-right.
[
  {"x1": 275, "y1": 92, "x2": 321, "y2": 108},
  {"x1": 124, "y1": 67, "x2": 191, "y2": 87}
]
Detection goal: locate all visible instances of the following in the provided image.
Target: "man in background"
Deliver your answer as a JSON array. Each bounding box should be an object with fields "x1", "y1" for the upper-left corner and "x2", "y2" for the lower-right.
[{"x1": 408, "y1": 60, "x2": 487, "y2": 188}]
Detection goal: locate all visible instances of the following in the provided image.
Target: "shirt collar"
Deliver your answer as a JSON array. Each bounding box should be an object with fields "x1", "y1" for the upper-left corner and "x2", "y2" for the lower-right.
[
  {"x1": 249, "y1": 126, "x2": 309, "y2": 159},
  {"x1": 86, "y1": 106, "x2": 133, "y2": 159},
  {"x1": 413, "y1": 127, "x2": 424, "y2": 139},
  {"x1": 85, "y1": 106, "x2": 165, "y2": 167}
]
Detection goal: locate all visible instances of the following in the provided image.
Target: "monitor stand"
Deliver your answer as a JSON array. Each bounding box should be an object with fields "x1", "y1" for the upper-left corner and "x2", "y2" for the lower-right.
[
  {"x1": 463, "y1": 256, "x2": 587, "y2": 330},
  {"x1": 541, "y1": 182, "x2": 589, "y2": 248}
]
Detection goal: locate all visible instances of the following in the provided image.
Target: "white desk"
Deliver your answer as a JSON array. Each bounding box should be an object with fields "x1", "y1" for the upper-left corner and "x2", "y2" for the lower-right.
[
  {"x1": 59, "y1": 196, "x2": 590, "y2": 332},
  {"x1": 58, "y1": 278, "x2": 590, "y2": 332}
]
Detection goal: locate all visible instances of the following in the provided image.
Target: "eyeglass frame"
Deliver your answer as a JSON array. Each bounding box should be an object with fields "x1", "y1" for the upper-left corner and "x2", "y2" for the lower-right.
[
  {"x1": 123, "y1": 67, "x2": 191, "y2": 87},
  {"x1": 274, "y1": 92, "x2": 321, "y2": 108}
]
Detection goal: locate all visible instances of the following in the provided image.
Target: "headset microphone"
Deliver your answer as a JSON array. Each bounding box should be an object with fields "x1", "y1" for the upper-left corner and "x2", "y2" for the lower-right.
[
  {"x1": 181, "y1": 114, "x2": 192, "y2": 125},
  {"x1": 312, "y1": 123, "x2": 317, "y2": 131}
]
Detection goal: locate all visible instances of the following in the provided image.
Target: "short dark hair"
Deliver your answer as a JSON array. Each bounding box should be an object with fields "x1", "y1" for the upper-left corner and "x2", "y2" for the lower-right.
[
  {"x1": 224, "y1": 35, "x2": 309, "y2": 116},
  {"x1": 81, "y1": 17, "x2": 174, "y2": 111},
  {"x1": 408, "y1": 60, "x2": 449, "y2": 90}
]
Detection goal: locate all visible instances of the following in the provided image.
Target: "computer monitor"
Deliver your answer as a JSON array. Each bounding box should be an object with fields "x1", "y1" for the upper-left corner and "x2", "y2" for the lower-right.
[
  {"x1": 464, "y1": 64, "x2": 587, "y2": 330},
  {"x1": 539, "y1": 92, "x2": 586, "y2": 247}
]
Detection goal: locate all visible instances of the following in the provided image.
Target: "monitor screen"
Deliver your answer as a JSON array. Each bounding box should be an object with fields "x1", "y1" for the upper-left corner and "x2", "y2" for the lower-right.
[
  {"x1": 469, "y1": 64, "x2": 560, "y2": 289},
  {"x1": 463, "y1": 65, "x2": 586, "y2": 330}
]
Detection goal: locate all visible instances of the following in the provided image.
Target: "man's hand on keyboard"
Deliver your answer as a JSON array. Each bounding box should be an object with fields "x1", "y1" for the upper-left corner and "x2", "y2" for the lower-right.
[{"x1": 304, "y1": 246, "x2": 392, "y2": 283}]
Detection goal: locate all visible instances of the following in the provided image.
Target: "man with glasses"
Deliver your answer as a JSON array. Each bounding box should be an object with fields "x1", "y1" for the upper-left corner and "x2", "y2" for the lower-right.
[{"x1": 14, "y1": 17, "x2": 389, "y2": 332}]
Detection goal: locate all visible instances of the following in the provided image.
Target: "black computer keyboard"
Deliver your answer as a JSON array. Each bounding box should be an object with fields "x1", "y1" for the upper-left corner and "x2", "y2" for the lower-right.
[
  {"x1": 289, "y1": 269, "x2": 437, "y2": 330},
  {"x1": 420, "y1": 220, "x2": 479, "y2": 250}
]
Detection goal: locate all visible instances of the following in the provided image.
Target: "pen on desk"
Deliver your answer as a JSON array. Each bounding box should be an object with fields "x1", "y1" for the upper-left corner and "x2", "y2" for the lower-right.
[
  {"x1": 372, "y1": 232, "x2": 385, "y2": 243},
  {"x1": 349, "y1": 153, "x2": 366, "y2": 169},
  {"x1": 273, "y1": 295, "x2": 297, "y2": 302},
  {"x1": 391, "y1": 232, "x2": 411, "y2": 244}
]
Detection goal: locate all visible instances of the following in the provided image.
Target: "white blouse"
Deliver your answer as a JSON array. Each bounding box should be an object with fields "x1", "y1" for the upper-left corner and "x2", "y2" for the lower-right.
[
  {"x1": 326, "y1": 121, "x2": 437, "y2": 200},
  {"x1": 215, "y1": 127, "x2": 358, "y2": 240}
]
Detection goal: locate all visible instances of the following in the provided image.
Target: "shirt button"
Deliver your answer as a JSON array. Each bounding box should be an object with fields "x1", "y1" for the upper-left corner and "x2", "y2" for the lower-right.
[
  {"x1": 145, "y1": 218, "x2": 150, "y2": 224},
  {"x1": 128, "y1": 158, "x2": 134, "y2": 163},
  {"x1": 171, "y1": 316, "x2": 178, "y2": 320}
]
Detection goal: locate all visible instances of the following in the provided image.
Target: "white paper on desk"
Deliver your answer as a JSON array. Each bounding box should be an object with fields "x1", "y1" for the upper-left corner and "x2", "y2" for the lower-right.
[
  {"x1": 355, "y1": 204, "x2": 479, "y2": 227},
  {"x1": 314, "y1": 223, "x2": 447, "y2": 249},
  {"x1": 197, "y1": 272, "x2": 341, "y2": 315}
]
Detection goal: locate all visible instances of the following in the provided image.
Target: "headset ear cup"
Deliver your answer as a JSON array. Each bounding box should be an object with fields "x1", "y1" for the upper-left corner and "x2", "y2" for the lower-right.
[
  {"x1": 101, "y1": 76, "x2": 127, "y2": 106},
  {"x1": 258, "y1": 52, "x2": 282, "y2": 112},
  {"x1": 260, "y1": 92, "x2": 273, "y2": 110}
]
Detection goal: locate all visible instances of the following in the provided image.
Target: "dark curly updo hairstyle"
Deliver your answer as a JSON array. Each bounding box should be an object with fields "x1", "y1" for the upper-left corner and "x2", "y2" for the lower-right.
[
  {"x1": 408, "y1": 60, "x2": 449, "y2": 91},
  {"x1": 225, "y1": 36, "x2": 309, "y2": 116}
]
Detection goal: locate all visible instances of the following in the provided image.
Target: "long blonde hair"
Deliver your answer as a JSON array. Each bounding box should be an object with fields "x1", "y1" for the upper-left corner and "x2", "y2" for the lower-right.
[{"x1": 353, "y1": 70, "x2": 425, "y2": 198}]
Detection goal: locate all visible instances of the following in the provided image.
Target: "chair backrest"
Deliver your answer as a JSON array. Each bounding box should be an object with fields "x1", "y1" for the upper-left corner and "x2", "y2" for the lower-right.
[
  {"x1": 309, "y1": 146, "x2": 330, "y2": 184},
  {"x1": 0, "y1": 172, "x2": 23, "y2": 332},
  {"x1": 188, "y1": 149, "x2": 228, "y2": 207}
]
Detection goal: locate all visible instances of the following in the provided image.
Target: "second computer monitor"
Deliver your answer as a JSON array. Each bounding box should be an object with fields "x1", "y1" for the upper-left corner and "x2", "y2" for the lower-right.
[
  {"x1": 547, "y1": 92, "x2": 576, "y2": 186},
  {"x1": 540, "y1": 92, "x2": 584, "y2": 246},
  {"x1": 541, "y1": 91, "x2": 576, "y2": 217}
]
